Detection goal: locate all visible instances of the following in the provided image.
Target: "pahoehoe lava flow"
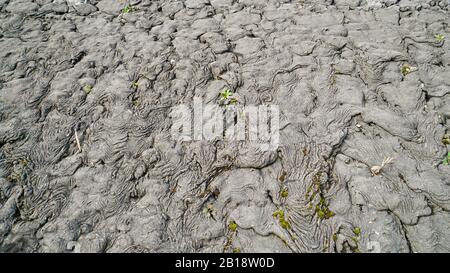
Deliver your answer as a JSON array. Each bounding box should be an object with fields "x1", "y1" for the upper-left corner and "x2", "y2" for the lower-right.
[{"x1": 0, "y1": 0, "x2": 449, "y2": 253}]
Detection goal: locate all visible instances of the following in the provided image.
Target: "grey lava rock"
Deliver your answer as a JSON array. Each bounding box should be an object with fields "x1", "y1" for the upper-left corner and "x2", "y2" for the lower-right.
[
  {"x1": 0, "y1": 0, "x2": 449, "y2": 254},
  {"x1": 5, "y1": 0, "x2": 39, "y2": 13},
  {"x1": 39, "y1": 2, "x2": 69, "y2": 14},
  {"x1": 73, "y1": 3, "x2": 98, "y2": 16}
]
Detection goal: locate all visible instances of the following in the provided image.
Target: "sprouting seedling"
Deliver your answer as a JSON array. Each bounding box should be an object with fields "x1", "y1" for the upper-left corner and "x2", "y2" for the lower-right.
[
  {"x1": 132, "y1": 97, "x2": 140, "y2": 107},
  {"x1": 353, "y1": 227, "x2": 361, "y2": 236},
  {"x1": 131, "y1": 80, "x2": 139, "y2": 89},
  {"x1": 435, "y1": 34, "x2": 445, "y2": 42},
  {"x1": 232, "y1": 247, "x2": 241, "y2": 253},
  {"x1": 315, "y1": 196, "x2": 335, "y2": 219},
  {"x1": 272, "y1": 210, "x2": 291, "y2": 229},
  {"x1": 401, "y1": 64, "x2": 418, "y2": 76},
  {"x1": 220, "y1": 88, "x2": 233, "y2": 100},
  {"x1": 370, "y1": 157, "x2": 394, "y2": 176},
  {"x1": 219, "y1": 88, "x2": 238, "y2": 106},
  {"x1": 122, "y1": 4, "x2": 136, "y2": 14},
  {"x1": 401, "y1": 64, "x2": 411, "y2": 76},
  {"x1": 228, "y1": 221, "x2": 238, "y2": 232},
  {"x1": 332, "y1": 233, "x2": 338, "y2": 242},
  {"x1": 443, "y1": 152, "x2": 450, "y2": 165},
  {"x1": 122, "y1": 6, "x2": 130, "y2": 13}
]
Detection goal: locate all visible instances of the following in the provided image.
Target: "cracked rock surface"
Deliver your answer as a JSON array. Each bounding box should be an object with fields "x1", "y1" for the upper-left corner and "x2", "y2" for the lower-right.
[{"x1": 0, "y1": 0, "x2": 450, "y2": 253}]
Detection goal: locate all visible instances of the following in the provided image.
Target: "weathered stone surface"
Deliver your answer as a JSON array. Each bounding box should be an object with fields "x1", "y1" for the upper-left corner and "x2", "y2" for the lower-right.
[
  {"x1": 39, "y1": 2, "x2": 69, "y2": 14},
  {"x1": 0, "y1": 0, "x2": 449, "y2": 253},
  {"x1": 5, "y1": 0, "x2": 39, "y2": 13},
  {"x1": 96, "y1": 0, "x2": 125, "y2": 14},
  {"x1": 73, "y1": 3, "x2": 98, "y2": 16}
]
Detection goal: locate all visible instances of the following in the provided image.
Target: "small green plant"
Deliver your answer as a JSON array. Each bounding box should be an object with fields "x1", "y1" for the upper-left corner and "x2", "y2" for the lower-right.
[
  {"x1": 228, "y1": 221, "x2": 238, "y2": 232},
  {"x1": 131, "y1": 80, "x2": 139, "y2": 89},
  {"x1": 224, "y1": 220, "x2": 238, "y2": 252},
  {"x1": 273, "y1": 210, "x2": 291, "y2": 229},
  {"x1": 122, "y1": 4, "x2": 136, "y2": 14},
  {"x1": 305, "y1": 172, "x2": 335, "y2": 219},
  {"x1": 219, "y1": 88, "x2": 238, "y2": 106},
  {"x1": 435, "y1": 34, "x2": 445, "y2": 42},
  {"x1": 401, "y1": 64, "x2": 418, "y2": 76},
  {"x1": 232, "y1": 247, "x2": 241, "y2": 253},
  {"x1": 401, "y1": 64, "x2": 411, "y2": 76},
  {"x1": 442, "y1": 135, "x2": 450, "y2": 145},
  {"x1": 132, "y1": 98, "x2": 140, "y2": 107},
  {"x1": 332, "y1": 233, "x2": 338, "y2": 242},
  {"x1": 220, "y1": 88, "x2": 233, "y2": 100},
  {"x1": 17, "y1": 158, "x2": 28, "y2": 167},
  {"x1": 443, "y1": 152, "x2": 450, "y2": 165},
  {"x1": 83, "y1": 84, "x2": 93, "y2": 94},
  {"x1": 280, "y1": 187, "x2": 289, "y2": 198},
  {"x1": 353, "y1": 227, "x2": 361, "y2": 236},
  {"x1": 315, "y1": 197, "x2": 335, "y2": 219}
]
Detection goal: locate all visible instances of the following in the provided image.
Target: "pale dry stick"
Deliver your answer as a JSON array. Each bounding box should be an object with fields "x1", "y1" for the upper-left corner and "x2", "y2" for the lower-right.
[
  {"x1": 74, "y1": 129, "x2": 82, "y2": 153},
  {"x1": 370, "y1": 157, "x2": 394, "y2": 176}
]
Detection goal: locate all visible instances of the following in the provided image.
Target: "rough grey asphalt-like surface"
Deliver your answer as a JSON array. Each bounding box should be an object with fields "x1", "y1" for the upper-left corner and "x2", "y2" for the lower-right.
[{"x1": 0, "y1": 0, "x2": 450, "y2": 253}]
